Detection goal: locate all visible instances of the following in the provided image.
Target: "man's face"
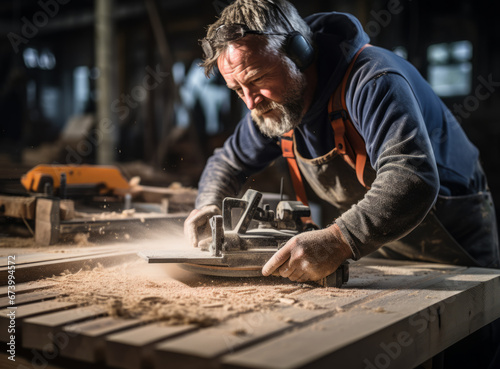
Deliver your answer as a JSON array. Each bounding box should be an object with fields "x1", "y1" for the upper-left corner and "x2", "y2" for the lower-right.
[{"x1": 217, "y1": 37, "x2": 307, "y2": 137}]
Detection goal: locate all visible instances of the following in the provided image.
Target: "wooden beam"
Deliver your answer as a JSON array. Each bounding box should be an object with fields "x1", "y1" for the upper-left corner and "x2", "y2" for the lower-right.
[
  {"x1": 0, "y1": 251, "x2": 139, "y2": 285},
  {"x1": 153, "y1": 306, "x2": 325, "y2": 369},
  {"x1": 221, "y1": 269, "x2": 500, "y2": 369},
  {"x1": 35, "y1": 198, "x2": 60, "y2": 246},
  {"x1": 105, "y1": 323, "x2": 198, "y2": 369},
  {"x1": 0, "y1": 300, "x2": 77, "y2": 342},
  {"x1": 60, "y1": 317, "x2": 143, "y2": 363},
  {"x1": 95, "y1": 0, "x2": 115, "y2": 164},
  {"x1": 0, "y1": 281, "x2": 56, "y2": 298},
  {"x1": 0, "y1": 291, "x2": 59, "y2": 309},
  {"x1": 0, "y1": 195, "x2": 36, "y2": 220},
  {"x1": 22, "y1": 305, "x2": 108, "y2": 351}
]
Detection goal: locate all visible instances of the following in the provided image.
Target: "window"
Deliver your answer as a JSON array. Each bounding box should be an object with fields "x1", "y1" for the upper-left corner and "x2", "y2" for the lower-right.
[
  {"x1": 23, "y1": 48, "x2": 56, "y2": 70},
  {"x1": 73, "y1": 66, "x2": 90, "y2": 114},
  {"x1": 427, "y1": 40, "x2": 472, "y2": 97},
  {"x1": 393, "y1": 46, "x2": 408, "y2": 59}
]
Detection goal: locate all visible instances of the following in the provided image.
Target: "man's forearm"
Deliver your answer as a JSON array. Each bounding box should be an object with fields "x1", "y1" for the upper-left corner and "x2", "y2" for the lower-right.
[
  {"x1": 195, "y1": 148, "x2": 247, "y2": 209},
  {"x1": 335, "y1": 165, "x2": 439, "y2": 260}
]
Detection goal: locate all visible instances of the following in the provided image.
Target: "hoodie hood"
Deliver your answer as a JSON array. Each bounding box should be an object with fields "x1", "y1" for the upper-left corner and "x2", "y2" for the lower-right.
[{"x1": 301, "y1": 12, "x2": 369, "y2": 125}]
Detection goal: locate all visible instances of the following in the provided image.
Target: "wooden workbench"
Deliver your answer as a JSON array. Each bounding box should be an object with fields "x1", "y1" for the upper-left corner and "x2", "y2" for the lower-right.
[{"x1": 0, "y1": 250, "x2": 499, "y2": 369}]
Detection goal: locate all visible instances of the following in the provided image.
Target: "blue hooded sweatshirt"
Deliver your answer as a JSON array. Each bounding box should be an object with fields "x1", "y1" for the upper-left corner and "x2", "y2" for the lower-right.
[{"x1": 196, "y1": 12, "x2": 482, "y2": 259}]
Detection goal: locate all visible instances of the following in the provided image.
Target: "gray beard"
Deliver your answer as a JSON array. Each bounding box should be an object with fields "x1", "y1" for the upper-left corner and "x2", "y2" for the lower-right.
[
  {"x1": 251, "y1": 99, "x2": 303, "y2": 138},
  {"x1": 251, "y1": 72, "x2": 306, "y2": 138}
]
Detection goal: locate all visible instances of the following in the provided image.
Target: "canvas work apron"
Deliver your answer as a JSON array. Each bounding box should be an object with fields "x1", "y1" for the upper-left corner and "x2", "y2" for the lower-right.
[{"x1": 292, "y1": 136, "x2": 500, "y2": 268}]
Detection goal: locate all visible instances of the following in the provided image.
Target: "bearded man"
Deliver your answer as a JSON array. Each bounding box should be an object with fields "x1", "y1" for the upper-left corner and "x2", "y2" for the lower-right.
[
  {"x1": 184, "y1": 1, "x2": 499, "y2": 366},
  {"x1": 185, "y1": 0, "x2": 498, "y2": 274}
]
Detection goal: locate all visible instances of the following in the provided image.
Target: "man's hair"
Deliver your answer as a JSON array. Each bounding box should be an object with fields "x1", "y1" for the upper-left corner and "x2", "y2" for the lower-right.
[{"x1": 201, "y1": 0, "x2": 313, "y2": 77}]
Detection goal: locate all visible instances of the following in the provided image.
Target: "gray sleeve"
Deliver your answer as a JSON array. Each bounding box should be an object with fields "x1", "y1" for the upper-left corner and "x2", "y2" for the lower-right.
[
  {"x1": 196, "y1": 114, "x2": 282, "y2": 209},
  {"x1": 336, "y1": 73, "x2": 440, "y2": 259},
  {"x1": 195, "y1": 147, "x2": 248, "y2": 209}
]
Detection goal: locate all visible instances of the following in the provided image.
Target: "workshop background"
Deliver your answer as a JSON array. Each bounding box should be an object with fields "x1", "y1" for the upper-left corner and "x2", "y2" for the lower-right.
[{"x1": 1, "y1": 0, "x2": 499, "y2": 229}]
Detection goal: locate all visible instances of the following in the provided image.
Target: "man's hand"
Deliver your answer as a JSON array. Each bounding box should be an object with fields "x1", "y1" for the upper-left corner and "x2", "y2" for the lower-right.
[
  {"x1": 262, "y1": 224, "x2": 353, "y2": 282},
  {"x1": 184, "y1": 205, "x2": 221, "y2": 248}
]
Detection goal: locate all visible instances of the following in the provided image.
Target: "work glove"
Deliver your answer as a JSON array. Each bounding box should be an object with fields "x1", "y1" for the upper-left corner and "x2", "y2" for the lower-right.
[
  {"x1": 262, "y1": 224, "x2": 354, "y2": 282},
  {"x1": 184, "y1": 205, "x2": 221, "y2": 248}
]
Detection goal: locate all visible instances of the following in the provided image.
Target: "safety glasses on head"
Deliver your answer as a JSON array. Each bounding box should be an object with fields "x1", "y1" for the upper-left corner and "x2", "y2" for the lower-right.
[{"x1": 200, "y1": 23, "x2": 287, "y2": 59}]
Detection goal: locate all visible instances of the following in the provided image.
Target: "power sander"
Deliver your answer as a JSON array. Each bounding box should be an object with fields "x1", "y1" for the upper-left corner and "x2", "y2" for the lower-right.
[{"x1": 139, "y1": 189, "x2": 349, "y2": 287}]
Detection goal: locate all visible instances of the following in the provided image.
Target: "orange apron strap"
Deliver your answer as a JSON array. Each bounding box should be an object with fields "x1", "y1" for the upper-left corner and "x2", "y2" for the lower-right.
[
  {"x1": 281, "y1": 44, "x2": 372, "y2": 209},
  {"x1": 355, "y1": 151, "x2": 368, "y2": 188},
  {"x1": 281, "y1": 130, "x2": 315, "y2": 227},
  {"x1": 281, "y1": 130, "x2": 309, "y2": 206},
  {"x1": 328, "y1": 44, "x2": 371, "y2": 188}
]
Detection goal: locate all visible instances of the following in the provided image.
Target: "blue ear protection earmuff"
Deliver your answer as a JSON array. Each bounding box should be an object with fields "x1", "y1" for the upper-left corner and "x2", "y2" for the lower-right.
[{"x1": 268, "y1": 0, "x2": 315, "y2": 70}]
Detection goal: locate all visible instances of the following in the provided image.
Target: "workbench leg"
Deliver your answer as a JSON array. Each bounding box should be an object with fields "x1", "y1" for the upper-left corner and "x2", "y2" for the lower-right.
[{"x1": 35, "y1": 198, "x2": 60, "y2": 246}]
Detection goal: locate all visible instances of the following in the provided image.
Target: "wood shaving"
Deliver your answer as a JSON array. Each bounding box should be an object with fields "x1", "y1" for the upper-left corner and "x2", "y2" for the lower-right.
[
  {"x1": 231, "y1": 328, "x2": 248, "y2": 336},
  {"x1": 40, "y1": 260, "x2": 323, "y2": 328},
  {"x1": 202, "y1": 303, "x2": 224, "y2": 308},
  {"x1": 297, "y1": 301, "x2": 323, "y2": 310},
  {"x1": 73, "y1": 233, "x2": 94, "y2": 246}
]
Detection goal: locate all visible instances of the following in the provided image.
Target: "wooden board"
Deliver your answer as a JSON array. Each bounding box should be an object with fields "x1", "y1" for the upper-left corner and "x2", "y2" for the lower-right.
[
  {"x1": 0, "y1": 259, "x2": 498, "y2": 369},
  {"x1": 0, "y1": 300, "x2": 77, "y2": 341},
  {"x1": 0, "y1": 251, "x2": 140, "y2": 284},
  {"x1": 105, "y1": 323, "x2": 198, "y2": 369},
  {"x1": 59, "y1": 317, "x2": 144, "y2": 363},
  {"x1": 22, "y1": 305, "x2": 108, "y2": 351},
  {"x1": 0, "y1": 248, "x2": 138, "y2": 267},
  {"x1": 0, "y1": 281, "x2": 56, "y2": 298},
  {"x1": 35, "y1": 198, "x2": 60, "y2": 245},
  {"x1": 152, "y1": 306, "x2": 325, "y2": 369},
  {"x1": 0, "y1": 290, "x2": 59, "y2": 309},
  {"x1": 0, "y1": 195, "x2": 36, "y2": 220},
  {"x1": 221, "y1": 268, "x2": 500, "y2": 369}
]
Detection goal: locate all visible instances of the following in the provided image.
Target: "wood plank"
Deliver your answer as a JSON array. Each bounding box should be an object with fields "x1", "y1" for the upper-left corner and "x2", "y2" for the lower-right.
[
  {"x1": 0, "y1": 352, "x2": 71, "y2": 369},
  {"x1": 0, "y1": 251, "x2": 139, "y2": 285},
  {"x1": 152, "y1": 306, "x2": 325, "y2": 369},
  {"x1": 59, "y1": 316, "x2": 143, "y2": 363},
  {"x1": 35, "y1": 198, "x2": 60, "y2": 246},
  {"x1": 296, "y1": 261, "x2": 469, "y2": 311},
  {"x1": 22, "y1": 305, "x2": 108, "y2": 351},
  {"x1": 221, "y1": 268, "x2": 500, "y2": 369},
  {"x1": 105, "y1": 323, "x2": 198, "y2": 369},
  {"x1": 0, "y1": 251, "x2": 114, "y2": 267},
  {"x1": 58, "y1": 213, "x2": 186, "y2": 235},
  {"x1": 0, "y1": 290, "x2": 59, "y2": 309},
  {"x1": 147, "y1": 261, "x2": 468, "y2": 369},
  {"x1": 0, "y1": 195, "x2": 36, "y2": 220},
  {"x1": 0, "y1": 300, "x2": 78, "y2": 342},
  {"x1": 0, "y1": 281, "x2": 56, "y2": 298}
]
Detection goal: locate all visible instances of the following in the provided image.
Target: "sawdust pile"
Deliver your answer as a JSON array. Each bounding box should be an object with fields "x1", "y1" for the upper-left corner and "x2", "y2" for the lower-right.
[
  {"x1": 45, "y1": 260, "x2": 321, "y2": 327},
  {"x1": 0, "y1": 236, "x2": 38, "y2": 249}
]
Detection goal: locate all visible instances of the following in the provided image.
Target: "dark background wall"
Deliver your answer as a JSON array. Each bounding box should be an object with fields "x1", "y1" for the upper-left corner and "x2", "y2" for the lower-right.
[{"x1": 1, "y1": 0, "x2": 499, "y2": 227}]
